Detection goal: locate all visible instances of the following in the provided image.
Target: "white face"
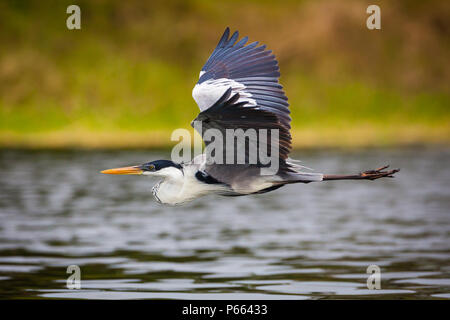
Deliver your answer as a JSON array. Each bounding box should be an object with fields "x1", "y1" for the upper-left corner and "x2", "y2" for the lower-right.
[{"x1": 142, "y1": 166, "x2": 182, "y2": 179}]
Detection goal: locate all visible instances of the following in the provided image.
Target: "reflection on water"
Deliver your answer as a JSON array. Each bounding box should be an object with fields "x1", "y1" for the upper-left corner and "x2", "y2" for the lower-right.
[{"x1": 0, "y1": 147, "x2": 449, "y2": 299}]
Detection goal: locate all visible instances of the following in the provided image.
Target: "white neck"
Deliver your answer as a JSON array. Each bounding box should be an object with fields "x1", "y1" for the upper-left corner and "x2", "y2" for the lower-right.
[
  {"x1": 149, "y1": 165, "x2": 227, "y2": 205},
  {"x1": 149, "y1": 167, "x2": 185, "y2": 204}
]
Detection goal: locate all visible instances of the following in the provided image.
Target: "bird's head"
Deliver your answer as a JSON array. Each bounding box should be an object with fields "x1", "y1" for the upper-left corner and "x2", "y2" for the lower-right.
[{"x1": 101, "y1": 160, "x2": 183, "y2": 178}]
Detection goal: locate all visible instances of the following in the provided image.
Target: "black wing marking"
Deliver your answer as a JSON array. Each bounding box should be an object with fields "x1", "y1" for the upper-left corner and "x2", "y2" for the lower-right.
[{"x1": 192, "y1": 88, "x2": 292, "y2": 166}]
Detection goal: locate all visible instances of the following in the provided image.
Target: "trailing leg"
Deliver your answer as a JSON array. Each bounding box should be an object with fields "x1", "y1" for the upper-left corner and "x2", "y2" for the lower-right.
[{"x1": 323, "y1": 165, "x2": 399, "y2": 181}]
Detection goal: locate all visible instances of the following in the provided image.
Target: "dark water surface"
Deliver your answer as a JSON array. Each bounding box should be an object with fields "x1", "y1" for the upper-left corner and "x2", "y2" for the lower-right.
[{"x1": 0, "y1": 148, "x2": 449, "y2": 299}]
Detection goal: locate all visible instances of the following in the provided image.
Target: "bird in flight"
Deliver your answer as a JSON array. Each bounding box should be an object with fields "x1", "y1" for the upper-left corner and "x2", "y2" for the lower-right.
[{"x1": 101, "y1": 28, "x2": 399, "y2": 205}]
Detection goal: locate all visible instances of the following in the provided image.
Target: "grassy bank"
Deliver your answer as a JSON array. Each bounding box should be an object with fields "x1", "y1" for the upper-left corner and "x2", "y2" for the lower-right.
[
  {"x1": 0, "y1": 0, "x2": 449, "y2": 148},
  {"x1": 1, "y1": 124, "x2": 448, "y2": 149}
]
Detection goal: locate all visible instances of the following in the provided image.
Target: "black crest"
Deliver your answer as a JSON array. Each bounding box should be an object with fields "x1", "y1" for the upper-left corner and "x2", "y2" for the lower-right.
[{"x1": 143, "y1": 160, "x2": 182, "y2": 171}]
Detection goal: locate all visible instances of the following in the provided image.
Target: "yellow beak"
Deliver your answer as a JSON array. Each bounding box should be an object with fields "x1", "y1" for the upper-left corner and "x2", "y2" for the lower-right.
[{"x1": 101, "y1": 166, "x2": 143, "y2": 175}]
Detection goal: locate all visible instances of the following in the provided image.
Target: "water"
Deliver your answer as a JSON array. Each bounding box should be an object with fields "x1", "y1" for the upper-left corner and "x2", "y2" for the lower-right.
[{"x1": 0, "y1": 147, "x2": 449, "y2": 299}]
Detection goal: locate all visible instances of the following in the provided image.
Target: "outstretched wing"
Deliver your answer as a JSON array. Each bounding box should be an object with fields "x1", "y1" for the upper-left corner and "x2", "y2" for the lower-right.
[
  {"x1": 191, "y1": 27, "x2": 292, "y2": 160},
  {"x1": 193, "y1": 88, "x2": 291, "y2": 162},
  {"x1": 190, "y1": 28, "x2": 323, "y2": 188}
]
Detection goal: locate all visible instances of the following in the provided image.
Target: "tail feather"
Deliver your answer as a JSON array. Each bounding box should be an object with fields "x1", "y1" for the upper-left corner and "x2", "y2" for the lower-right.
[{"x1": 281, "y1": 158, "x2": 323, "y2": 182}]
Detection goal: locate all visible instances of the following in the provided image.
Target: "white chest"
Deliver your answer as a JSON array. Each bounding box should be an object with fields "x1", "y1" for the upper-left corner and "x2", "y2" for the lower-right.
[{"x1": 152, "y1": 170, "x2": 226, "y2": 205}]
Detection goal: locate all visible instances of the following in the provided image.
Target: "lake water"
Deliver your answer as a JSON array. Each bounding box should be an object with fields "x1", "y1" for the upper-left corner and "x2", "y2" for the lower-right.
[{"x1": 0, "y1": 147, "x2": 449, "y2": 299}]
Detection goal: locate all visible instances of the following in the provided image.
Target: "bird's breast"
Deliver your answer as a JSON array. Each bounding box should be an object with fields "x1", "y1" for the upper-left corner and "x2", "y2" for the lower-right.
[{"x1": 151, "y1": 169, "x2": 227, "y2": 205}]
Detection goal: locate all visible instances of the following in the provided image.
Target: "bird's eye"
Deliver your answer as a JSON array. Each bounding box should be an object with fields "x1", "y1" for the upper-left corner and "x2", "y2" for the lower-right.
[{"x1": 148, "y1": 165, "x2": 155, "y2": 171}]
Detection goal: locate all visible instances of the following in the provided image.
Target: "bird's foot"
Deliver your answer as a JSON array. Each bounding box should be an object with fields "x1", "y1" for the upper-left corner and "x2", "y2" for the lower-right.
[{"x1": 360, "y1": 165, "x2": 400, "y2": 180}]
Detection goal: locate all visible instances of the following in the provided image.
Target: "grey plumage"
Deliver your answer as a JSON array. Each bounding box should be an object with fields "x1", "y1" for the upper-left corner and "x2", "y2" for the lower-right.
[
  {"x1": 197, "y1": 28, "x2": 290, "y2": 130},
  {"x1": 191, "y1": 28, "x2": 323, "y2": 194}
]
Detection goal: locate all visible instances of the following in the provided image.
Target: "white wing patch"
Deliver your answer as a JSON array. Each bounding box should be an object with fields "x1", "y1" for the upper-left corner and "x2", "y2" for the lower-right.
[{"x1": 192, "y1": 78, "x2": 257, "y2": 111}]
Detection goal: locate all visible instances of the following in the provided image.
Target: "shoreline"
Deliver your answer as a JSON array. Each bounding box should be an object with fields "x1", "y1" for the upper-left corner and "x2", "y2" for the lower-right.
[{"x1": 0, "y1": 125, "x2": 448, "y2": 149}]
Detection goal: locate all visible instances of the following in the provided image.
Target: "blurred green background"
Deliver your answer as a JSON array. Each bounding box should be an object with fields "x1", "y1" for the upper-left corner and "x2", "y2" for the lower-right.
[{"x1": 0, "y1": 0, "x2": 448, "y2": 148}]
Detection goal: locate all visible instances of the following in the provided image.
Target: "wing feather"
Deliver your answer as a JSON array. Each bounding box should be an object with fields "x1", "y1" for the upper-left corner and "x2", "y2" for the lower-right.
[
  {"x1": 190, "y1": 28, "x2": 320, "y2": 185},
  {"x1": 193, "y1": 28, "x2": 289, "y2": 124}
]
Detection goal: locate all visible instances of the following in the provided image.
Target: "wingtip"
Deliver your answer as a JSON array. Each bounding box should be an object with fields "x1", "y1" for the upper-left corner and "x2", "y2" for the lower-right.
[
  {"x1": 230, "y1": 30, "x2": 239, "y2": 41},
  {"x1": 223, "y1": 27, "x2": 231, "y2": 38},
  {"x1": 223, "y1": 27, "x2": 239, "y2": 42},
  {"x1": 218, "y1": 27, "x2": 231, "y2": 46}
]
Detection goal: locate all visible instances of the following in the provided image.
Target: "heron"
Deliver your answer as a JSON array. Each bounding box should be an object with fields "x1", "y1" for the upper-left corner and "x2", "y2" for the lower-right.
[{"x1": 101, "y1": 28, "x2": 399, "y2": 205}]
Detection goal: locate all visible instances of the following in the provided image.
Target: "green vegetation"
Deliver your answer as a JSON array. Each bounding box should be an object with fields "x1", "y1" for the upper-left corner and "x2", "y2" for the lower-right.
[{"x1": 0, "y1": 0, "x2": 449, "y2": 148}]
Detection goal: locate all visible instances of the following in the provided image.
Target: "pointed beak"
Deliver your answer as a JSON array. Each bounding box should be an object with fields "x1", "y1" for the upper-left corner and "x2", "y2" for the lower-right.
[{"x1": 101, "y1": 165, "x2": 143, "y2": 175}]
